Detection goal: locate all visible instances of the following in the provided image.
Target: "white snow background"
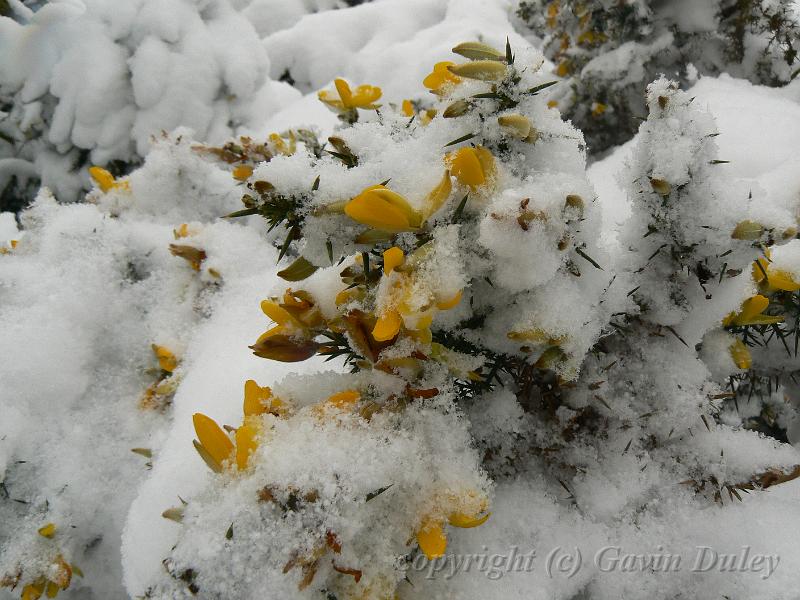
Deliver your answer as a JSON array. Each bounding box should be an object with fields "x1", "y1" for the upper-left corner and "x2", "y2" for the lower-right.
[{"x1": 1, "y1": 0, "x2": 800, "y2": 599}]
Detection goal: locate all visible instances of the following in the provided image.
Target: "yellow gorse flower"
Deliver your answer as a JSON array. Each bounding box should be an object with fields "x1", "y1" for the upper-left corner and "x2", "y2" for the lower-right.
[
  {"x1": 88, "y1": 166, "x2": 129, "y2": 193},
  {"x1": 192, "y1": 412, "x2": 235, "y2": 472},
  {"x1": 310, "y1": 389, "x2": 363, "y2": 419},
  {"x1": 423, "y1": 61, "x2": 462, "y2": 95},
  {"x1": 250, "y1": 290, "x2": 324, "y2": 363},
  {"x1": 729, "y1": 338, "x2": 752, "y2": 370},
  {"x1": 415, "y1": 492, "x2": 490, "y2": 559},
  {"x1": 591, "y1": 102, "x2": 607, "y2": 117},
  {"x1": 753, "y1": 250, "x2": 800, "y2": 293},
  {"x1": 16, "y1": 530, "x2": 80, "y2": 600},
  {"x1": 344, "y1": 171, "x2": 453, "y2": 233},
  {"x1": 243, "y1": 379, "x2": 286, "y2": 417},
  {"x1": 269, "y1": 131, "x2": 297, "y2": 156},
  {"x1": 318, "y1": 78, "x2": 382, "y2": 112},
  {"x1": 232, "y1": 165, "x2": 253, "y2": 181},
  {"x1": 151, "y1": 344, "x2": 178, "y2": 373},
  {"x1": 0, "y1": 239, "x2": 18, "y2": 254},
  {"x1": 192, "y1": 380, "x2": 290, "y2": 473},
  {"x1": 345, "y1": 185, "x2": 423, "y2": 233},
  {"x1": 722, "y1": 294, "x2": 783, "y2": 327},
  {"x1": 369, "y1": 246, "x2": 463, "y2": 343},
  {"x1": 37, "y1": 523, "x2": 56, "y2": 538},
  {"x1": 445, "y1": 146, "x2": 496, "y2": 189},
  {"x1": 193, "y1": 411, "x2": 264, "y2": 473},
  {"x1": 256, "y1": 289, "x2": 323, "y2": 343}
]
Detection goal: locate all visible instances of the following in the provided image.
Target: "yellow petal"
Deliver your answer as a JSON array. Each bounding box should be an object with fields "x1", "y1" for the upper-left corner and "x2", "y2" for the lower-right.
[
  {"x1": 402, "y1": 99, "x2": 415, "y2": 117},
  {"x1": 243, "y1": 379, "x2": 273, "y2": 416},
  {"x1": 335, "y1": 288, "x2": 360, "y2": 306},
  {"x1": 51, "y1": 555, "x2": 72, "y2": 589},
  {"x1": 350, "y1": 84, "x2": 382, "y2": 109},
  {"x1": 269, "y1": 133, "x2": 290, "y2": 156},
  {"x1": 474, "y1": 146, "x2": 496, "y2": 181},
  {"x1": 235, "y1": 423, "x2": 259, "y2": 470},
  {"x1": 318, "y1": 89, "x2": 344, "y2": 110},
  {"x1": 334, "y1": 78, "x2": 353, "y2": 107},
  {"x1": 193, "y1": 413, "x2": 234, "y2": 470},
  {"x1": 767, "y1": 269, "x2": 800, "y2": 292},
  {"x1": 38, "y1": 523, "x2": 56, "y2": 538},
  {"x1": 423, "y1": 61, "x2": 461, "y2": 92},
  {"x1": 327, "y1": 389, "x2": 361, "y2": 409},
  {"x1": 45, "y1": 581, "x2": 59, "y2": 598},
  {"x1": 436, "y1": 290, "x2": 462, "y2": 311},
  {"x1": 423, "y1": 170, "x2": 452, "y2": 219},
  {"x1": 193, "y1": 439, "x2": 223, "y2": 473},
  {"x1": 448, "y1": 512, "x2": 490, "y2": 528},
  {"x1": 383, "y1": 247, "x2": 405, "y2": 275},
  {"x1": 151, "y1": 344, "x2": 177, "y2": 373},
  {"x1": 89, "y1": 166, "x2": 116, "y2": 192},
  {"x1": 22, "y1": 583, "x2": 45, "y2": 600},
  {"x1": 260, "y1": 300, "x2": 297, "y2": 326},
  {"x1": 421, "y1": 108, "x2": 437, "y2": 125},
  {"x1": 255, "y1": 324, "x2": 287, "y2": 345},
  {"x1": 416, "y1": 519, "x2": 447, "y2": 559},
  {"x1": 371, "y1": 187, "x2": 421, "y2": 225},
  {"x1": 345, "y1": 186, "x2": 420, "y2": 232},
  {"x1": 447, "y1": 147, "x2": 485, "y2": 187},
  {"x1": 407, "y1": 326, "x2": 433, "y2": 344},
  {"x1": 372, "y1": 310, "x2": 402, "y2": 341},
  {"x1": 739, "y1": 294, "x2": 770, "y2": 323},
  {"x1": 730, "y1": 339, "x2": 752, "y2": 370},
  {"x1": 232, "y1": 165, "x2": 253, "y2": 181}
]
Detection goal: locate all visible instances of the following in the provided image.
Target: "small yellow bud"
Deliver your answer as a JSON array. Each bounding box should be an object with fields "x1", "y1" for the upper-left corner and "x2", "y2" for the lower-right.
[
  {"x1": 442, "y1": 99, "x2": 470, "y2": 118},
  {"x1": 498, "y1": 114, "x2": 532, "y2": 140},
  {"x1": 232, "y1": 165, "x2": 253, "y2": 181},
  {"x1": 451, "y1": 41, "x2": 505, "y2": 61},
  {"x1": 729, "y1": 338, "x2": 752, "y2": 370},
  {"x1": 731, "y1": 220, "x2": 764, "y2": 240},
  {"x1": 447, "y1": 61, "x2": 507, "y2": 81},
  {"x1": 649, "y1": 178, "x2": 671, "y2": 196}
]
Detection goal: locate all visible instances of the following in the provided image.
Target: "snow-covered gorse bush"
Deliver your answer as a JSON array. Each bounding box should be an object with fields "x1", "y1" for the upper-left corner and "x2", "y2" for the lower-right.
[
  {"x1": 128, "y1": 38, "x2": 619, "y2": 598},
  {"x1": 515, "y1": 0, "x2": 800, "y2": 151},
  {"x1": 2, "y1": 2, "x2": 800, "y2": 599},
  {"x1": 4, "y1": 38, "x2": 788, "y2": 599}
]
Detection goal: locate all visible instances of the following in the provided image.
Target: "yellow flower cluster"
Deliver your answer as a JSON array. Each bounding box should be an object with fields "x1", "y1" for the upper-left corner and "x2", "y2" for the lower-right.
[
  {"x1": 1, "y1": 524, "x2": 83, "y2": 600},
  {"x1": 184, "y1": 38, "x2": 576, "y2": 594},
  {"x1": 193, "y1": 380, "x2": 287, "y2": 472},
  {"x1": 723, "y1": 248, "x2": 800, "y2": 370},
  {"x1": 139, "y1": 344, "x2": 180, "y2": 410}
]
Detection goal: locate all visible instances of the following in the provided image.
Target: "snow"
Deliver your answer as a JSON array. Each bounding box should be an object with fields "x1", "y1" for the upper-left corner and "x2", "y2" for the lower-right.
[{"x1": 2, "y1": 1, "x2": 800, "y2": 599}]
